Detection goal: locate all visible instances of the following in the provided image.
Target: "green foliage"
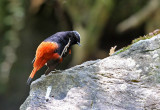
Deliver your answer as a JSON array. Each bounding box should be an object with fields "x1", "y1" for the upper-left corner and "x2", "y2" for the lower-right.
[
  {"x1": 116, "y1": 30, "x2": 160, "y2": 55},
  {"x1": 0, "y1": 0, "x2": 24, "y2": 94},
  {"x1": 115, "y1": 44, "x2": 132, "y2": 55},
  {"x1": 132, "y1": 35, "x2": 153, "y2": 44}
]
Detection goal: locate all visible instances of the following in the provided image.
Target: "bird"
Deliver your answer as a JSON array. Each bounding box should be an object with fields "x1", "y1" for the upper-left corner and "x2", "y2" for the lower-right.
[{"x1": 27, "y1": 31, "x2": 80, "y2": 85}]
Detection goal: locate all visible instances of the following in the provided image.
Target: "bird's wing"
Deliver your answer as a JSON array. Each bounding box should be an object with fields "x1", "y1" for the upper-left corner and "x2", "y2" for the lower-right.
[
  {"x1": 32, "y1": 57, "x2": 35, "y2": 63},
  {"x1": 60, "y1": 38, "x2": 71, "y2": 57},
  {"x1": 35, "y1": 41, "x2": 59, "y2": 59}
]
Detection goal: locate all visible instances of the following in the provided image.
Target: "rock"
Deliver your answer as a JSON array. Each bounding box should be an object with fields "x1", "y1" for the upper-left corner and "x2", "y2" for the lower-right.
[{"x1": 20, "y1": 34, "x2": 160, "y2": 110}]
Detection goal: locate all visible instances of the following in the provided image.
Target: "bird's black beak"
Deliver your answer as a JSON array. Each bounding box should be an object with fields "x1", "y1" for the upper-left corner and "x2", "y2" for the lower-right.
[{"x1": 77, "y1": 42, "x2": 81, "y2": 46}]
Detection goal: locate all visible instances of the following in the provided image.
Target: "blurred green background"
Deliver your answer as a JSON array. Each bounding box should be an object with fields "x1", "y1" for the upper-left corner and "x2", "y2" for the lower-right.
[{"x1": 0, "y1": 0, "x2": 160, "y2": 109}]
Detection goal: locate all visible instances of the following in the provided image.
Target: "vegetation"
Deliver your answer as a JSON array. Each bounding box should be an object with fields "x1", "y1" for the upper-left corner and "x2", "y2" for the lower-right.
[{"x1": 115, "y1": 29, "x2": 160, "y2": 55}]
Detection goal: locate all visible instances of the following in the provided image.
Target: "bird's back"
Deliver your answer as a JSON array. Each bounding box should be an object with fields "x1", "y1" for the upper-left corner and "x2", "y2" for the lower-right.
[{"x1": 44, "y1": 32, "x2": 70, "y2": 55}]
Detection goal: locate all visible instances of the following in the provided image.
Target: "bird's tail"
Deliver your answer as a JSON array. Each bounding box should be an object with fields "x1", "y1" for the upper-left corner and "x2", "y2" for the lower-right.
[
  {"x1": 27, "y1": 58, "x2": 47, "y2": 85},
  {"x1": 27, "y1": 68, "x2": 38, "y2": 85}
]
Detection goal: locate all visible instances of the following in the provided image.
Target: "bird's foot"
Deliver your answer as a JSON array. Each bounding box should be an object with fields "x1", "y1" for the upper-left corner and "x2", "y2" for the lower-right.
[{"x1": 51, "y1": 69, "x2": 62, "y2": 74}]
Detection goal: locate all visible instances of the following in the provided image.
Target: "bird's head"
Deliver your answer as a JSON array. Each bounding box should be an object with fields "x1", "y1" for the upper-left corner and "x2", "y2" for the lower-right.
[{"x1": 68, "y1": 31, "x2": 81, "y2": 46}]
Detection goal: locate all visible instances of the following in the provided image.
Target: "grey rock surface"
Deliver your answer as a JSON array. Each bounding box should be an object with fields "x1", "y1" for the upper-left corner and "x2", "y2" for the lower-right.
[{"x1": 21, "y1": 34, "x2": 160, "y2": 110}]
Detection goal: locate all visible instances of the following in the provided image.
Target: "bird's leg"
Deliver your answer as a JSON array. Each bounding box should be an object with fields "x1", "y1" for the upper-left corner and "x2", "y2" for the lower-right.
[{"x1": 45, "y1": 62, "x2": 62, "y2": 75}]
